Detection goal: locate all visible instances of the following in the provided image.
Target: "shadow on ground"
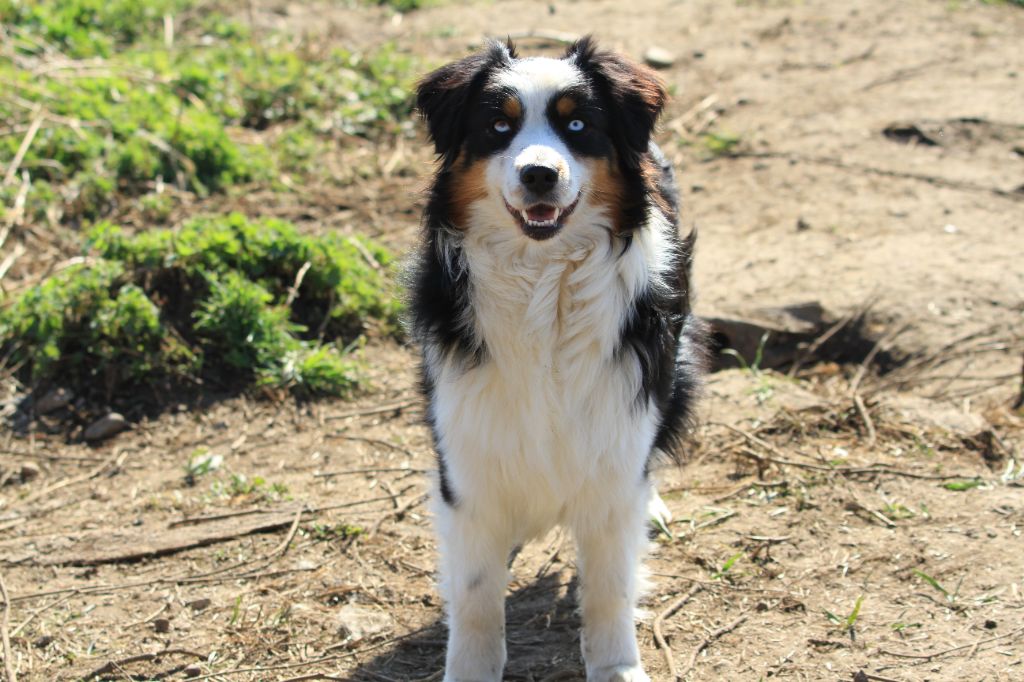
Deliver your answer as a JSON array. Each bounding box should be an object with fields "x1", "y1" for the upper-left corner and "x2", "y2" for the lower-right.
[{"x1": 352, "y1": 573, "x2": 585, "y2": 681}]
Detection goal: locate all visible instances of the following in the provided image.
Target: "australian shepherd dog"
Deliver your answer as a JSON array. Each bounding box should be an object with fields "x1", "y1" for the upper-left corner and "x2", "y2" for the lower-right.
[{"x1": 408, "y1": 37, "x2": 707, "y2": 682}]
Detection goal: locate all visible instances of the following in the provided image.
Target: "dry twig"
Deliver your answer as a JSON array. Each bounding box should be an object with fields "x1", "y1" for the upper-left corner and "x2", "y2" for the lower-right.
[
  {"x1": 323, "y1": 399, "x2": 419, "y2": 422},
  {"x1": 877, "y1": 625, "x2": 1024, "y2": 663},
  {"x1": 677, "y1": 614, "x2": 749, "y2": 679},
  {"x1": 0, "y1": 571, "x2": 15, "y2": 682},
  {"x1": 652, "y1": 584, "x2": 704, "y2": 680}
]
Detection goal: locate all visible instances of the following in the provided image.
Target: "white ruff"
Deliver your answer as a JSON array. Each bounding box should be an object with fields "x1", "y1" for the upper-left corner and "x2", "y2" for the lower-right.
[{"x1": 427, "y1": 202, "x2": 674, "y2": 536}]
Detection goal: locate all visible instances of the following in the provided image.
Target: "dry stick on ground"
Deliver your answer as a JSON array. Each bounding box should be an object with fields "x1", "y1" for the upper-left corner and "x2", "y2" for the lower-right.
[
  {"x1": 313, "y1": 466, "x2": 430, "y2": 479},
  {"x1": 652, "y1": 583, "x2": 704, "y2": 680},
  {"x1": 850, "y1": 323, "x2": 909, "y2": 396},
  {"x1": 787, "y1": 297, "x2": 876, "y2": 377},
  {"x1": 81, "y1": 649, "x2": 208, "y2": 682},
  {"x1": 284, "y1": 260, "x2": 312, "y2": 307},
  {"x1": 0, "y1": 571, "x2": 15, "y2": 682},
  {"x1": 323, "y1": 399, "x2": 419, "y2": 422},
  {"x1": 853, "y1": 394, "x2": 877, "y2": 447},
  {"x1": 369, "y1": 492, "x2": 428, "y2": 536},
  {"x1": 271, "y1": 506, "x2": 304, "y2": 558},
  {"x1": 16, "y1": 448, "x2": 122, "y2": 507},
  {"x1": 877, "y1": 625, "x2": 1024, "y2": 663},
  {"x1": 715, "y1": 422, "x2": 976, "y2": 481},
  {"x1": 2, "y1": 106, "x2": 42, "y2": 186},
  {"x1": 322, "y1": 433, "x2": 419, "y2": 459},
  {"x1": 9, "y1": 591, "x2": 75, "y2": 638},
  {"x1": 677, "y1": 614, "x2": 749, "y2": 679},
  {"x1": 728, "y1": 150, "x2": 1021, "y2": 200}
]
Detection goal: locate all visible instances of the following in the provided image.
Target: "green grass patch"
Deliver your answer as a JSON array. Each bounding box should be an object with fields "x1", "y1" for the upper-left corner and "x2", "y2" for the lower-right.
[
  {"x1": 941, "y1": 479, "x2": 984, "y2": 491},
  {"x1": 0, "y1": 213, "x2": 400, "y2": 407},
  {"x1": 1, "y1": 0, "x2": 420, "y2": 222}
]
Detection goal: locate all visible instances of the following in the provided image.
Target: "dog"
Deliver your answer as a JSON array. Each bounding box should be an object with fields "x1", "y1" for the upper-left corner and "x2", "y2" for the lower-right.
[{"x1": 409, "y1": 37, "x2": 707, "y2": 682}]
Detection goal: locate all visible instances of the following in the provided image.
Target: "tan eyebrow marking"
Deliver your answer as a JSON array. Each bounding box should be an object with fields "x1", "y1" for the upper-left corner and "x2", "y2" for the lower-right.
[
  {"x1": 555, "y1": 96, "x2": 577, "y2": 117},
  {"x1": 502, "y1": 96, "x2": 522, "y2": 119}
]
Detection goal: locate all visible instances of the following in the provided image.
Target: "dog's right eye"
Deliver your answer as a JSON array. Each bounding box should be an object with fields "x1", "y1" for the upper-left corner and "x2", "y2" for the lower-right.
[{"x1": 492, "y1": 119, "x2": 512, "y2": 134}]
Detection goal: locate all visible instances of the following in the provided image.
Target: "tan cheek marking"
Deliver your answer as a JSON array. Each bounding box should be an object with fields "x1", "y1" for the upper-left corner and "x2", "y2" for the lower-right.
[
  {"x1": 502, "y1": 97, "x2": 522, "y2": 120},
  {"x1": 449, "y1": 156, "x2": 489, "y2": 229},
  {"x1": 585, "y1": 157, "x2": 626, "y2": 233},
  {"x1": 556, "y1": 96, "x2": 576, "y2": 118}
]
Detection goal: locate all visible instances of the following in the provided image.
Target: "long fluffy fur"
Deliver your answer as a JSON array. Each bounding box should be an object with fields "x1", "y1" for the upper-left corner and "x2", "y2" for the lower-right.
[{"x1": 409, "y1": 37, "x2": 707, "y2": 682}]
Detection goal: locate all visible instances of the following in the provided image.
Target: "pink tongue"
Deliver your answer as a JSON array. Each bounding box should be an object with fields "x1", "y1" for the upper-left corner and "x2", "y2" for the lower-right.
[{"x1": 526, "y1": 205, "x2": 557, "y2": 222}]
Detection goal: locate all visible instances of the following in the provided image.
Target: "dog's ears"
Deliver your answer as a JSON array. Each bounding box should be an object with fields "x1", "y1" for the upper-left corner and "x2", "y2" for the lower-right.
[
  {"x1": 416, "y1": 40, "x2": 516, "y2": 164},
  {"x1": 566, "y1": 36, "x2": 667, "y2": 165}
]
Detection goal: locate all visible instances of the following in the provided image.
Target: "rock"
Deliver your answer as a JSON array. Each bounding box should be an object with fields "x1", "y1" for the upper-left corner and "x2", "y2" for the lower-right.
[
  {"x1": 643, "y1": 46, "x2": 676, "y2": 69},
  {"x1": 188, "y1": 598, "x2": 211, "y2": 612},
  {"x1": 84, "y1": 412, "x2": 128, "y2": 442},
  {"x1": 35, "y1": 387, "x2": 73, "y2": 414},
  {"x1": 20, "y1": 461, "x2": 41, "y2": 483},
  {"x1": 336, "y1": 604, "x2": 392, "y2": 644},
  {"x1": 153, "y1": 618, "x2": 171, "y2": 634}
]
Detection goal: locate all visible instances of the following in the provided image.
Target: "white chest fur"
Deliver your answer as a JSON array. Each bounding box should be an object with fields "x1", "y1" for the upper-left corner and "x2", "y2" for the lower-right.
[{"x1": 426, "y1": 212, "x2": 673, "y2": 532}]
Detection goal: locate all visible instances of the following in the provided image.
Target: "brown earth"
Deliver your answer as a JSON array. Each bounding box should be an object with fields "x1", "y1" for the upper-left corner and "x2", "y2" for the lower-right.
[{"x1": 2, "y1": 1, "x2": 1024, "y2": 681}]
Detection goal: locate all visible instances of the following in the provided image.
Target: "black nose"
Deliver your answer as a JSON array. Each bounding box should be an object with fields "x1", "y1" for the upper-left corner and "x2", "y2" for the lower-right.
[{"x1": 519, "y1": 164, "x2": 559, "y2": 193}]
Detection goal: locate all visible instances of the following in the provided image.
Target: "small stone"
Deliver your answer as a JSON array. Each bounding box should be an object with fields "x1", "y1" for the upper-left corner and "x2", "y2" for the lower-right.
[
  {"x1": 336, "y1": 604, "x2": 392, "y2": 644},
  {"x1": 642, "y1": 46, "x2": 676, "y2": 69},
  {"x1": 796, "y1": 217, "x2": 811, "y2": 231},
  {"x1": 35, "y1": 387, "x2": 73, "y2": 415},
  {"x1": 183, "y1": 668, "x2": 201, "y2": 679},
  {"x1": 153, "y1": 618, "x2": 171, "y2": 633},
  {"x1": 188, "y1": 598, "x2": 211, "y2": 612},
  {"x1": 20, "y1": 461, "x2": 41, "y2": 483},
  {"x1": 84, "y1": 412, "x2": 128, "y2": 442},
  {"x1": 33, "y1": 635, "x2": 54, "y2": 648}
]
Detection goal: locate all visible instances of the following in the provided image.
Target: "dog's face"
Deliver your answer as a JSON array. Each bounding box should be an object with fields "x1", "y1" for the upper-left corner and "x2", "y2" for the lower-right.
[{"x1": 417, "y1": 37, "x2": 666, "y2": 241}]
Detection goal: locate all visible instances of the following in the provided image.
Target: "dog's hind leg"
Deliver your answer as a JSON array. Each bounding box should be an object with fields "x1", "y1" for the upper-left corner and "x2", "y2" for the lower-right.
[
  {"x1": 437, "y1": 503, "x2": 512, "y2": 682},
  {"x1": 572, "y1": 485, "x2": 652, "y2": 682}
]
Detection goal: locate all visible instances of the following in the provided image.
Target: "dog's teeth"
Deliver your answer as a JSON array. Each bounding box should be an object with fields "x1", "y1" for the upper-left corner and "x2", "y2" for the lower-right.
[
  {"x1": 521, "y1": 210, "x2": 530, "y2": 222},
  {"x1": 552, "y1": 208, "x2": 561, "y2": 220}
]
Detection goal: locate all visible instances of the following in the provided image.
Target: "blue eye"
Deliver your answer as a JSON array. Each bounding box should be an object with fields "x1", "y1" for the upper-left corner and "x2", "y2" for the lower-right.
[
  {"x1": 493, "y1": 119, "x2": 511, "y2": 133},
  {"x1": 567, "y1": 119, "x2": 585, "y2": 132}
]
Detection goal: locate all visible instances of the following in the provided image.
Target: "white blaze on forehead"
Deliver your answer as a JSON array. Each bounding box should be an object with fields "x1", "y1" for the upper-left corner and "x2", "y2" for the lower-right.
[
  {"x1": 494, "y1": 57, "x2": 583, "y2": 122},
  {"x1": 488, "y1": 57, "x2": 588, "y2": 214}
]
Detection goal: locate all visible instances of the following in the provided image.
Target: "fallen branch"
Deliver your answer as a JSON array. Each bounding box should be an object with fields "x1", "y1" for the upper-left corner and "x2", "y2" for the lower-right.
[
  {"x1": 313, "y1": 466, "x2": 429, "y2": 479},
  {"x1": 323, "y1": 399, "x2": 419, "y2": 422},
  {"x1": 2, "y1": 107, "x2": 42, "y2": 186},
  {"x1": 369, "y1": 492, "x2": 428, "y2": 536},
  {"x1": 0, "y1": 571, "x2": 15, "y2": 682},
  {"x1": 271, "y1": 506, "x2": 304, "y2": 558},
  {"x1": 877, "y1": 625, "x2": 1024, "y2": 663},
  {"x1": 678, "y1": 614, "x2": 749, "y2": 679},
  {"x1": 80, "y1": 649, "x2": 207, "y2": 681},
  {"x1": 852, "y1": 394, "x2": 877, "y2": 447},
  {"x1": 716, "y1": 422, "x2": 977, "y2": 481},
  {"x1": 653, "y1": 584, "x2": 704, "y2": 680},
  {"x1": 17, "y1": 449, "x2": 123, "y2": 507}
]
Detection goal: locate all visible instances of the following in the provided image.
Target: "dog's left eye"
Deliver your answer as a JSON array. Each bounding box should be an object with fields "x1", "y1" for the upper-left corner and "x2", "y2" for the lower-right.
[
  {"x1": 567, "y1": 119, "x2": 586, "y2": 132},
  {"x1": 493, "y1": 119, "x2": 512, "y2": 133}
]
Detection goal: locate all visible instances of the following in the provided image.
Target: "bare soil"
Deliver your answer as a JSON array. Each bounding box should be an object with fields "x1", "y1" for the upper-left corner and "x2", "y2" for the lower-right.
[{"x1": 2, "y1": 1, "x2": 1023, "y2": 680}]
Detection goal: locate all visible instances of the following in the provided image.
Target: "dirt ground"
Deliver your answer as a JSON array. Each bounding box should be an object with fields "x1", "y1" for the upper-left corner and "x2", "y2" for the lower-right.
[{"x1": 2, "y1": 0, "x2": 1024, "y2": 680}]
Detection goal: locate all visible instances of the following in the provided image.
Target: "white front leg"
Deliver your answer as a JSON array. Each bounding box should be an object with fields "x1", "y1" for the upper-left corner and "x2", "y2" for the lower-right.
[
  {"x1": 436, "y1": 503, "x2": 511, "y2": 682},
  {"x1": 573, "y1": 489, "x2": 651, "y2": 682}
]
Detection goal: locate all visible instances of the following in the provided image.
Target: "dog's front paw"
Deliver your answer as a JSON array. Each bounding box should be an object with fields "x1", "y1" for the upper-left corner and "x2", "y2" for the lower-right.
[{"x1": 588, "y1": 664, "x2": 650, "y2": 682}]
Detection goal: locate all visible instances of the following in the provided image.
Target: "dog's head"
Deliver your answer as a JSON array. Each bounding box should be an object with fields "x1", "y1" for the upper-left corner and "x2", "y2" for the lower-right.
[{"x1": 417, "y1": 37, "x2": 666, "y2": 241}]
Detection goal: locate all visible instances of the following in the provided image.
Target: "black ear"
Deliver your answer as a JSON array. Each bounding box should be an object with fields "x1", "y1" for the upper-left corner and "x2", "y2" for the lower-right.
[
  {"x1": 416, "y1": 41, "x2": 515, "y2": 165},
  {"x1": 566, "y1": 36, "x2": 667, "y2": 166}
]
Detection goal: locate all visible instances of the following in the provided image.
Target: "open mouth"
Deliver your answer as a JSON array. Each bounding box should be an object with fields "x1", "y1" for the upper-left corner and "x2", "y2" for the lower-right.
[{"x1": 504, "y1": 196, "x2": 580, "y2": 240}]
